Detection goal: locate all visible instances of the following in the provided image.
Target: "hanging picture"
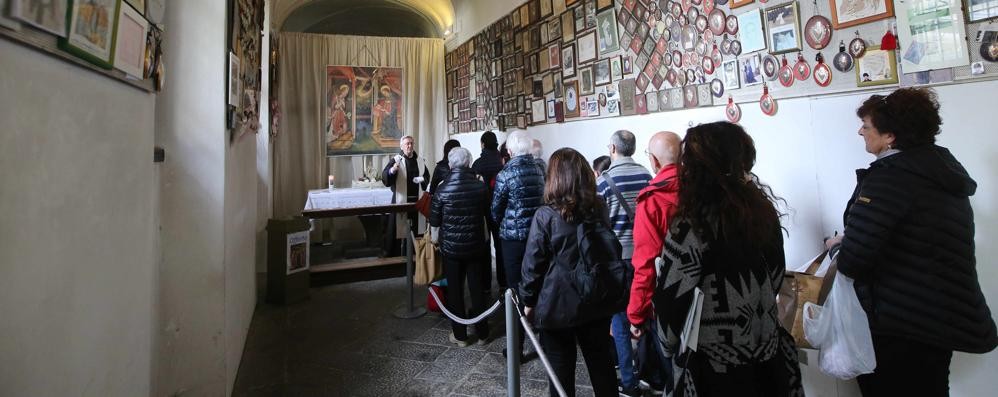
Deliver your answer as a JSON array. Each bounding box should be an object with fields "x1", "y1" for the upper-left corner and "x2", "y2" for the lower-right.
[
  {"x1": 829, "y1": 0, "x2": 893, "y2": 29},
  {"x1": 722, "y1": 58, "x2": 740, "y2": 89},
  {"x1": 856, "y1": 45, "x2": 898, "y2": 87},
  {"x1": 968, "y1": 0, "x2": 998, "y2": 22},
  {"x1": 60, "y1": 0, "x2": 121, "y2": 69},
  {"x1": 580, "y1": 65, "x2": 595, "y2": 94},
  {"x1": 229, "y1": 53, "x2": 241, "y2": 107},
  {"x1": 736, "y1": 9, "x2": 766, "y2": 54},
  {"x1": 595, "y1": 59, "x2": 611, "y2": 85},
  {"x1": 596, "y1": 8, "x2": 620, "y2": 56},
  {"x1": 741, "y1": 53, "x2": 764, "y2": 86},
  {"x1": 124, "y1": 0, "x2": 143, "y2": 14},
  {"x1": 563, "y1": 44, "x2": 576, "y2": 77},
  {"x1": 564, "y1": 80, "x2": 581, "y2": 117},
  {"x1": 731, "y1": 0, "x2": 754, "y2": 8},
  {"x1": 1, "y1": 0, "x2": 21, "y2": 30},
  {"x1": 550, "y1": 44, "x2": 562, "y2": 70},
  {"x1": 541, "y1": 0, "x2": 552, "y2": 18},
  {"x1": 766, "y1": 2, "x2": 801, "y2": 54},
  {"x1": 531, "y1": 99, "x2": 548, "y2": 124},
  {"x1": 610, "y1": 56, "x2": 623, "y2": 81},
  {"x1": 12, "y1": 0, "x2": 69, "y2": 36},
  {"x1": 324, "y1": 66, "x2": 405, "y2": 155},
  {"x1": 113, "y1": 3, "x2": 149, "y2": 78},
  {"x1": 561, "y1": 10, "x2": 575, "y2": 41},
  {"x1": 578, "y1": 31, "x2": 597, "y2": 63},
  {"x1": 554, "y1": 72, "x2": 564, "y2": 98},
  {"x1": 895, "y1": 0, "x2": 970, "y2": 73}
]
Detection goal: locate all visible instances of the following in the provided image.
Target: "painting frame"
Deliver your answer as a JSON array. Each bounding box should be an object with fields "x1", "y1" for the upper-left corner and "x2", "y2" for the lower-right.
[
  {"x1": 737, "y1": 8, "x2": 767, "y2": 54},
  {"x1": 540, "y1": 0, "x2": 552, "y2": 18},
  {"x1": 577, "y1": 30, "x2": 597, "y2": 63},
  {"x1": 856, "y1": 45, "x2": 899, "y2": 87},
  {"x1": 12, "y1": 0, "x2": 69, "y2": 36},
  {"x1": 967, "y1": 0, "x2": 998, "y2": 22},
  {"x1": 829, "y1": 0, "x2": 894, "y2": 29},
  {"x1": 594, "y1": 58, "x2": 611, "y2": 85},
  {"x1": 580, "y1": 65, "x2": 595, "y2": 94},
  {"x1": 564, "y1": 79, "x2": 581, "y2": 118},
  {"x1": 595, "y1": 8, "x2": 620, "y2": 56},
  {"x1": 765, "y1": 2, "x2": 802, "y2": 55},
  {"x1": 596, "y1": 0, "x2": 613, "y2": 11},
  {"x1": 59, "y1": 0, "x2": 122, "y2": 69},
  {"x1": 1, "y1": 0, "x2": 23, "y2": 30},
  {"x1": 562, "y1": 44, "x2": 576, "y2": 77},
  {"x1": 324, "y1": 65, "x2": 406, "y2": 156},
  {"x1": 731, "y1": 0, "x2": 754, "y2": 9},
  {"x1": 895, "y1": 0, "x2": 970, "y2": 73},
  {"x1": 561, "y1": 10, "x2": 575, "y2": 42},
  {"x1": 610, "y1": 55, "x2": 623, "y2": 81},
  {"x1": 229, "y1": 53, "x2": 241, "y2": 106},
  {"x1": 113, "y1": 2, "x2": 149, "y2": 78},
  {"x1": 741, "y1": 53, "x2": 763, "y2": 86}
]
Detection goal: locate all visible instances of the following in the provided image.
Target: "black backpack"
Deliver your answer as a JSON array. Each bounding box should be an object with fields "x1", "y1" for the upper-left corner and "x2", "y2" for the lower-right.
[{"x1": 570, "y1": 221, "x2": 632, "y2": 310}]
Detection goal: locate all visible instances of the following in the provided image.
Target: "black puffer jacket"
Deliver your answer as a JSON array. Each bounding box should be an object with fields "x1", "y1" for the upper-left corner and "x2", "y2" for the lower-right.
[
  {"x1": 838, "y1": 145, "x2": 997, "y2": 353},
  {"x1": 428, "y1": 159, "x2": 450, "y2": 194},
  {"x1": 429, "y1": 167, "x2": 490, "y2": 258},
  {"x1": 520, "y1": 205, "x2": 619, "y2": 329},
  {"x1": 491, "y1": 155, "x2": 545, "y2": 241},
  {"x1": 472, "y1": 148, "x2": 504, "y2": 187}
]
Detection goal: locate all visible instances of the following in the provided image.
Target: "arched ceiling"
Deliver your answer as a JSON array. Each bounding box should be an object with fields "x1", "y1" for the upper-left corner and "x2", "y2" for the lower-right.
[{"x1": 273, "y1": 0, "x2": 454, "y2": 37}]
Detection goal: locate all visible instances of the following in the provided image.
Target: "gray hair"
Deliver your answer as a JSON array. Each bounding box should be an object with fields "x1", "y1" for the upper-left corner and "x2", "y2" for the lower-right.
[
  {"x1": 399, "y1": 135, "x2": 414, "y2": 145},
  {"x1": 448, "y1": 147, "x2": 472, "y2": 169},
  {"x1": 506, "y1": 130, "x2": 533, "y2": 157},
  {"x1": 611, "y1": 130, "x2": 637, "y2": 156},
  {"x1": 530, "y1": 139, "x2": 543, "y2": 159}
]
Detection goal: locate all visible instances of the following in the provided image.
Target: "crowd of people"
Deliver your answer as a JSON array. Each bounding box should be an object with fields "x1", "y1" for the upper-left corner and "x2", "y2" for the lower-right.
[{"x1": 391, "y1": 88, "x2": 997, "y2": 397}]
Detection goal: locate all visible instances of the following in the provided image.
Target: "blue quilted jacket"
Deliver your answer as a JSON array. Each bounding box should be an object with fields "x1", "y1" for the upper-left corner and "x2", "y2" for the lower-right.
[{"x1": 491, "y1": 155, "x2": 545, "y2": 241}]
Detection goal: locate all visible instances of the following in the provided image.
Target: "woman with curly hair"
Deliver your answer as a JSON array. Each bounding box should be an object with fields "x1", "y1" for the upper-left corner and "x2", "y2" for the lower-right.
[
  {"x1": 654, "y1": 122, "x2": 803, "y2": 396},
  {"x1": 827, "y1": 88, "x2": 996, "y2": 396}
]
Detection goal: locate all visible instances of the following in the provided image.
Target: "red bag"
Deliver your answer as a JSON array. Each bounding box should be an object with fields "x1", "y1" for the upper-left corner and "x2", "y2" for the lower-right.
[
  {"x1": 427, "y1": 280, "x2": 446, "y2": 313},
  {"x1": 415, "y1": 193, "x2": 431, "y2": 217}
]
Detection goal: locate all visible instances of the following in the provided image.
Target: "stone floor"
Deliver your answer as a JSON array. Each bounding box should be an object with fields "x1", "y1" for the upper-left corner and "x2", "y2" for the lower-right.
[{"x1": 232, "y1": 276, "x2": 597, "y2": 397}]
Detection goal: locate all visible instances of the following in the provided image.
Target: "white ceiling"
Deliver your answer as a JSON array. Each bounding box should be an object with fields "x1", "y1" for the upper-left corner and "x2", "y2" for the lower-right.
[{"x1": 272, "y1": 0, "x2": 455, "y2": 36}]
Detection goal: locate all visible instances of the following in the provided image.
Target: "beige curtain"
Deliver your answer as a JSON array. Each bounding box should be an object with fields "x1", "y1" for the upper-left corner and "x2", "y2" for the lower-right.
[{"x1": 274, "y1": 32, "x2": 446, "y2": 220}]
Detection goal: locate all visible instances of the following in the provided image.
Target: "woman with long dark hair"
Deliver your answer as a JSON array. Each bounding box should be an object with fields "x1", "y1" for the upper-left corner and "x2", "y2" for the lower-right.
[
  {"x1": 520, "y1": 148, "x2": 620, "y2": 397},
  {"x1": 429, "y1": 139, "x2": 461, "y2": 194},
  {"x1": 654, "y1": 122, "x2": 802, "y2": 396}
]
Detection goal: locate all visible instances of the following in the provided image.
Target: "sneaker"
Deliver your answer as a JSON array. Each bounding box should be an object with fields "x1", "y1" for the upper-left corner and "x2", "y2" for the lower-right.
[
  {"x1": 639, "y1": 380, "x2": 664, "y2": 396},
  {"x1": 449, "y1": 333, "x2": 470, "y2": 347},
  {"x1": 618, "y1": 385, "x2": 642, "y2": 397}
]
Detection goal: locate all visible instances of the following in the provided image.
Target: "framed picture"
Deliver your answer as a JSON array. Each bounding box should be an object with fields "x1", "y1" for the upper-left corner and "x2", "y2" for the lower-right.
[
  {"x1": 554, "y1": 72, "x2": 564, "y2": 98},
  {"x1": 856, "y1": 45, "x2": 899, "y2": 87},
  {"x1": 548, "y1": 17, "x2": 561, "y2": 43},
  {"x1": 554, "y1": 0, "x2": 566, "y2": 14},
  {"x1": 547, "y1": 99, "x2": 557, "y2": 118},
  {"x1": 967, "y1": 0, "x2": 998, "y2": 22},
  {"x1": 541, "y1": 21, "x2": 550, "y2": 44},
  {"x1": 574, "y1": 5, "x2": 585, "y2": 32},
  {"x1": 540, "y1": 0, "x2": 552, "y2": 18},
  {"x1": 60, "y1": 0, "x2": 122, "y2": 69},
  {"x1": 580, "y1": 65, "x2": 595, "y2": 94},
  {"x1": 549, "y1": 44, "x2": 562, "y2": 70},
  {"x1": 622, "y1": 56, "x2": 633, "y2": 74},
  {"x1": 578, "y1": 31, "x2": 597, "y2": 63},
  {"x1": 584, "y1": 0, "x2": 597, "y2": 30},
  {"x1": 561, "y1": 10, "x2": 575, "y2": 42},
  {"x1": 765, "y1": 2, "x2": 802, "y2": 54},
  {"x1": 531, "y1": 99, "x2": 548, "y2": 124},
  {"x1": 113, "y1": 2, "x2": 149, "y2": 78},
  {"x1": 540, "y1": 48, "x2": 551, "y2": 71},
  {"x1": 610, "y1": 56, "x2": 623, "y2": 81},
  {"x1": 597, "y1": 0, "x2": 613, "y2": 11},
  {"x1": 737, "y1": 9, "x2": 767, "y2": 54},
  {"x1": 564, "y1": 79, "x2": 581, "y2": 117},
  {"x1": 722, "y1": 59, "x2": 740, "y2": 89},
  {"x1": 596, "y1": 9, "x2": 620, "y2": 56},
  {"x1": 731, "y1": 0, "x2": 754, "y2": 8},
  {"x1": 562, "y1": 44, "x2": 576, "y2": 77},
  {"x1": 228, "y1": 52, "x2": 240, "y2": 106},
  {"x1": 1, "y1": 0, "x2": 22, "y2": 30},
  {"x1": 512, "y1": 7, "x2": 521, "y2": 27},
  {"x1": 12, "y1": 0, "x2": 69, "y2": 36},
  {"x1": 741, "y1": 53, "x2": 763, "y2": 86},
  {"x1": 124, "y1": 0, "x2": 143, "y2": 14},
  {"x1": 896, "y1": 0, "x2": 970, "y2": 73},
  {"x1": 829, "y1": 0, "x2": 893, "y2": 29},
  {"x1": 542, "y1": 73, "x2": 554, "y2": 93},
  {"x1": 586, "y1": 97, "x2": 600, "y2": 116},
  {"x1": 519, "y1": 4, "x2": 530, "y2": 28},
  {"x1": 594, "y1": 59, "x2": 611, "y2": 85}
]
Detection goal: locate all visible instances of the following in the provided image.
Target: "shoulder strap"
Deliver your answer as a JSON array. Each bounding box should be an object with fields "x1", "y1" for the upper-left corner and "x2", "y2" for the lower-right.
[{"x1": 601, "y1": 171, "x2": 635, "y2": 222}]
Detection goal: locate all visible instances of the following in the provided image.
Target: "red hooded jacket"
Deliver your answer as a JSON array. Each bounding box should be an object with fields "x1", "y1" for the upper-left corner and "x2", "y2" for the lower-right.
[{"x1": 627, "y1": 164, "x2": 679, "y2": 326}]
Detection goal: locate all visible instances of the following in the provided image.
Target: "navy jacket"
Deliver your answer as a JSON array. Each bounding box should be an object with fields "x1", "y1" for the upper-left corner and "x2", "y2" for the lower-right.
[
  {"x1": 429, "y1": 167, "x2": 490, "y2": 258},
  {"x1": 472, "y1": 149, "x2": 504, "y2": 188},
  {"x1": 491, "y1": 155, "x2": 545, "y2": 241},
  {"x1": 838, "y1": 145, "x2": 996, "y2": 353}
]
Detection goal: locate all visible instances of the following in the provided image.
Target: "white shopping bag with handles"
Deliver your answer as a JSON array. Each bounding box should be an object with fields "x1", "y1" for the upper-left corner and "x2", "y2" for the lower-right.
[{"x1": 803, "y1": 272, "x2": 877, "y2": 379}]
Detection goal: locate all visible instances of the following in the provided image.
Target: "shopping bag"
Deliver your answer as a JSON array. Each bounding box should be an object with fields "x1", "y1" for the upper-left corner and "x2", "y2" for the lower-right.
[
  {"x1": 413, "y1": 233, "x2": 442, "y2": 285},
  {"x1": 803, "y1": 272, "x2": 877, "y2": 379},
  {"x1": 777, "y1": 251, "x2": 836, "y2": 348},
  {"x1": 427, "y1": 279, "x2": 447, "y2": 313}
]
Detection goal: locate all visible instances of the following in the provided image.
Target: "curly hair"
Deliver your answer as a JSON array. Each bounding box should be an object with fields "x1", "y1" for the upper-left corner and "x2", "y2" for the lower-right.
[
  {"x1": 675, "y1": 122, "x2": 785, "y2": 252},
  {"x1": 545, "y1": 148, "x2": 600, "y2": 224},
  {"x1": 856, "y1": 87, "x2": 942, "y2": 150}
]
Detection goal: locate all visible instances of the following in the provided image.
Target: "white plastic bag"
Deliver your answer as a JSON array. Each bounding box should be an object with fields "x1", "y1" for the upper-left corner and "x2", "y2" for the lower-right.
[{"x1": 803, "y1": 272, "x2": 877, "y2": 379}]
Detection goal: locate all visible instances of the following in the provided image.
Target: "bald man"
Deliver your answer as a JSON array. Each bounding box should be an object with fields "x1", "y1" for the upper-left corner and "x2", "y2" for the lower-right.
[{"x1": 628, "y1": 132, "x2": 681, "y2": 336}]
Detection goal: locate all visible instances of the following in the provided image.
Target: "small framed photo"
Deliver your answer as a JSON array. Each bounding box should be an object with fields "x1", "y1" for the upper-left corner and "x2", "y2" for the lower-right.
[
  {"x1": 721, "y1": 58, "x2": 741, "y2": 89},
  {"x1": 577, "y1": 31, "x2": 597, "y2": 63},
  {"x1": 531, "y1": 99, "x2": 548, "y2": 124},
  {"x1": 113, "y1": 2, "x2": 150, "y2": 78},
  {"x1": 547, "y1": 99, "x2": 557, "y2": 118},
  {"x1": 549, "y1": 44, "x2": 562, "y2": 70},
  {"x1": 830, "y1": 0, "x2": 894, "y2": 29},
  {"x1": 741, "y1": 53, "x2": 763, "y2": 86},
  {"x1": 580, "y1": 66, "x2": 595, "y2": 94},
  {"x1": 561, "y1": 10, "x2": 575, "y2": 42},
  {"x1": 540, "y1": 0, "x2": 553, "y2": 18},
  {"x1": 60, "y1": 0, "x2": 123, "y2": 69},
  {"x1": 562, "y1": 44, "x2": 577, "y2": 77},
  {"x1": 597, "y1": 0, "x2": 613, "y2": 11},
  {"x1": 228, "y1": 52, "x2": 240, "y2": 106},
  {"x1": 554, "y1": 72, "x2": 564, "y2": 98},
  {"x1": 596, "y1": 8, "x2": 620, "y2": 56},
  {"x1": 856, "y1": 45, "x2": 899, "y2": 87},
  {"x1": 766, "y1": 2, "x2": 802, "y2": 54},
  {"x1": 542, "y1": 73, "x2": 554, "y2": 93},
  {"x1": 594, "y1": 59, "x2": 611, "y2": 85},
  {"x1": 731, "y1": 0, "x2": 754, "y2": 9},
  {"x1": 610, "y1": 56, "x2": 623, "y2": 81},
  {"x1": 622, "y1": 56, "x2": 633, "y2": 74},
  {"x1": 737, "y1": 8, "x2": 767, "y2": 54}
]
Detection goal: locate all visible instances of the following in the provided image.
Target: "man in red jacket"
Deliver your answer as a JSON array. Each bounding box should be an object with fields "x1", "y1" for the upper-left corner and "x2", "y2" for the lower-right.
[{"x1": 628, "y1": 131, "x2": 681, "y2": 337}]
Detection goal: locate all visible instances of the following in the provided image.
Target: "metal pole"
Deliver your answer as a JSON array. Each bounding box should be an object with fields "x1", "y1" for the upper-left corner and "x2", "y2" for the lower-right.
[
  {"x1": 393, "y1": 224, "x2": 426, "y2": 319},
  {"x1": 505, "y1": 289, "x2": 520, "y2": 397}
]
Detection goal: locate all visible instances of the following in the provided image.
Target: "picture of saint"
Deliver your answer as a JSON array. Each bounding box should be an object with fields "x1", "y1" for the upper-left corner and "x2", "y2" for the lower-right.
[
  {"x1": 325, "y1": 66, "x2": 404, "y2": 155},
  {"x1": 327, "y1": 85, "x2": 351, "y2": 142}
]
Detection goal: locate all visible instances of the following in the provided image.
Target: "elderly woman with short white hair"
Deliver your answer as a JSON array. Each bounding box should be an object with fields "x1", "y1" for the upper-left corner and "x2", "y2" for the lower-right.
[
  {"x1": 429, "y1": 147, "x2": 491, "y2": 347},
  {"x1": 382, "y1": 135, "x2": 430, "y2": 254}
]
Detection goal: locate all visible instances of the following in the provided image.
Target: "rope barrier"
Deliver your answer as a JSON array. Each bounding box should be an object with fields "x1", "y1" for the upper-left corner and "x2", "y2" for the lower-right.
[{"x1": 427, "y1": 285, "x2": 504, "y2": 325}]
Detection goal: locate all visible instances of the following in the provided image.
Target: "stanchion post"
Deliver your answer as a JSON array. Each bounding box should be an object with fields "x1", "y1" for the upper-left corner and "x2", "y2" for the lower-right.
[
  {"x1": 393, "y1": 224, "x2": 426, "y2": 319},
  {"x1": 505, "y1": 289, "x2": 520, "y2": 397}
]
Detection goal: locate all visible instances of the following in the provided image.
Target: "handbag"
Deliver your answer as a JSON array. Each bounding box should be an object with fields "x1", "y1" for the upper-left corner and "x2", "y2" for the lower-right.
[
  {"x1": 777, "y1": 250, "x2": 837, "y2": 348},
  {"x1": 415, "y1": 192, "x2": 431, "y2": 217},
  {"x1": 413, "y1": 233, "x2": 442, "y2": 285}
]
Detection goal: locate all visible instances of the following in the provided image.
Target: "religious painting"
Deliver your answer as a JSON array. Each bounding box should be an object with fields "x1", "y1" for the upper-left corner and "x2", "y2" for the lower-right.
[
  {"x1": 12, "y1": 0, "x2": 69, "y2": 36},
  {"x1": 324, "y1": 66, "x2": 405, "y2": 156},
  {"x1": 227, "y1": 0, "x2": 265, "y2": 139},
  {"x1": 60, "y1": 0, "x2": 121, "y2": 69},
  {"x1": 596, "y1": 8, "x2": 620, "y2": 56},
  {"x1": 829, "y1": 0, "x2": 893, "y2": 29}
]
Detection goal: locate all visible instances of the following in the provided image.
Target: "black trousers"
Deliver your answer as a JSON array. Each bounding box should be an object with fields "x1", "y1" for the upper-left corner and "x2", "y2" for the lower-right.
[
  {"x1": 485, "y1": 218, "x2": 505, "y2": 290},
  {"x1": 443, "y1": 254, "x2": 489, "y2": 341},
  {"x1": 502, "y1": 239, "x2": 528, "y2": 353},
  {"x1": 539, "y1": 317, "x2": 618, "y2": 397},
  {"x1": 857, "y1": 335, "x2": 953, "y2": 397}
]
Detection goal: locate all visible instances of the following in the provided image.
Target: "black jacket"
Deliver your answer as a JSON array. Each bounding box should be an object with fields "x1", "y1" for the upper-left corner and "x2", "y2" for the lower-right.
[
  {"x1": 472, "y1": 148, "x2": 504, "y2": 187},
  {"x1": 491, "y1": 155, "x2": 545, "y2": 241},
  {"x1": 838, "y1": 145, "x2": 997, "y2": 353},
  {"x1": 429, "y1": 159, "x2": 450, "y2": 194},
  {"x1": 381, "y1": 152, "x2": 430, "y2": 201},
  {"x1": 520, "y1": 205, "x2": 619, "y2": 329},
  {"x1": 428, "y1": 167, "x2": 490, "y2": 258}
]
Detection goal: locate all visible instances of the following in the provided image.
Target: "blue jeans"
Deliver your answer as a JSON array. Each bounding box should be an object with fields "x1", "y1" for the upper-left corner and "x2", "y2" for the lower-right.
[{"x1": 611, "y1": 312, "x2": 637, "y2": 389}]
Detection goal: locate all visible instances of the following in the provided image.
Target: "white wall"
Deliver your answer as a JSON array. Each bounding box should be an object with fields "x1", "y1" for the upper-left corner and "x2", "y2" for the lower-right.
[{"x1": 0, "y1": 39, "x2": 156, "y2": 396}]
